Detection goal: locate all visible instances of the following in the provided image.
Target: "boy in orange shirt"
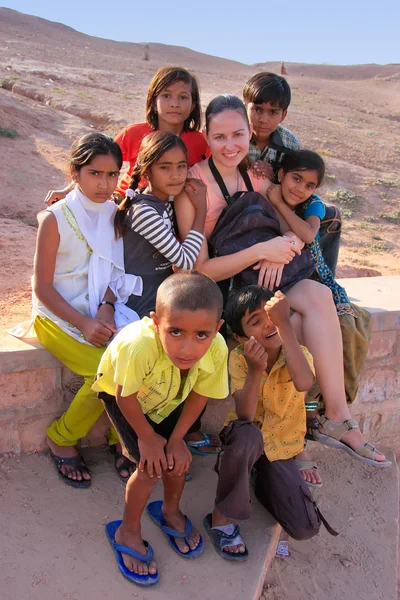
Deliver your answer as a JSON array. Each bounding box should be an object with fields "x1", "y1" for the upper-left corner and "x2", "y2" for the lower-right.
[{"x1": 204, "y1": 287, "x2": 337, "y2": 560}]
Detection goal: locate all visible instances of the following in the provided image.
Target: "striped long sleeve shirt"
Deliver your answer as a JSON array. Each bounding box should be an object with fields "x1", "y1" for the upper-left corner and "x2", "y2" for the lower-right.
[{"x1": 129, "y1": 199, "x2": 204, "y2": 270}]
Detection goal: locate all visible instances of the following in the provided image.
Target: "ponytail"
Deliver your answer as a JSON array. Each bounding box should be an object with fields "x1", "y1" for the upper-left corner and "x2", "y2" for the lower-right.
[{"x1": 114, "y1": 163, "x2": 142, "y2": 238}]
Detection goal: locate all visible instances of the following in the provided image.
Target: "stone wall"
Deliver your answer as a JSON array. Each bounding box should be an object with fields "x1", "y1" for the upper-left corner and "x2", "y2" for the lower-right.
[{"x1": 1, "y1": 277, "x2": 399, "y2": 456}]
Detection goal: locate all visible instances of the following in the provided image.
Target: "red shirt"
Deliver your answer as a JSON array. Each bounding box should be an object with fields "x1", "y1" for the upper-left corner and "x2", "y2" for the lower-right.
[{"x1": 114, "y1": 123, "x2": 209, "y2": 195}]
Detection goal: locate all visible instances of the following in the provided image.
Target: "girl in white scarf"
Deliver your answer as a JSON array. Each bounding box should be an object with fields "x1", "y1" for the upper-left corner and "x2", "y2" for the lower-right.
[{"x1": 12, "y1": 133, "x2": 142, "y2": 488}]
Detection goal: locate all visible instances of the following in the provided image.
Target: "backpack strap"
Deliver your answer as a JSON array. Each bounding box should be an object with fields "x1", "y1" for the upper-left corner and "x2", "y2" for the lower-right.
[{"x1": 208, "y1": 157, "x2": 253, "y2": 206}]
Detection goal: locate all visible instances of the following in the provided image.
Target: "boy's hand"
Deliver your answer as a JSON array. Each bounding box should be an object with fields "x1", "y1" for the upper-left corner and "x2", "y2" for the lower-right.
[
  {"x1": 264, "y1": 291, "x2": 291, "y2": 328},
  {"x1": 267, "y1": 184, "x2": 284, "y2": 207},
  {"x1": 96, "y1": 303, "x2": 116, "y2": 333},
  {"x1": 244, "y1": 336, "x2": 268, "y2": 373},
  {"x1": 165, "y1": 438, "x2": 192, "y2": 476},
  {"x1": 184, "y1": 178, "x2": 207, "y2": 211},
  {"x1": 138, "y1": 433, "x2": 168, "y2": 478},
  {"x1": 251, "y1": 161, "x2": 274, "y2": 181}
]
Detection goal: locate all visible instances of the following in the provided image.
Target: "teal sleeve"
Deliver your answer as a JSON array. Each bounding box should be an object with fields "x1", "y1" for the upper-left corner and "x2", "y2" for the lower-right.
[{"x1": 303, "y1": 199, "x2": 325, "y2": 220}]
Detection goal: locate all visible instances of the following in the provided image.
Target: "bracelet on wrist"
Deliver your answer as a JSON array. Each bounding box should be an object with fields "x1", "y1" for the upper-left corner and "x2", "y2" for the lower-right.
[{"x1": 97, "y1": 301, "x2": 115, "y2": 312}]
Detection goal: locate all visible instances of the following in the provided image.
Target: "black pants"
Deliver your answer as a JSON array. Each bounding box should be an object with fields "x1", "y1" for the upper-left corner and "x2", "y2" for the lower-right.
[
  {"x1": 214, "y1": 420, "x2": 321, "y2": 541},
  {"x1": 99, "y1": 391, "x2": 204, "y2": 462}
]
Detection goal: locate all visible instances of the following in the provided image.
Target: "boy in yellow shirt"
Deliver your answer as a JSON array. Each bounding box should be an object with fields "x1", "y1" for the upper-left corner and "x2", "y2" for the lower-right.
[
  {"x1": 93, "y1": 271, "x2": 228, "y2": 585},
  {"x1": 204, "y1": 286, "x2": 336, "y2": 561}
]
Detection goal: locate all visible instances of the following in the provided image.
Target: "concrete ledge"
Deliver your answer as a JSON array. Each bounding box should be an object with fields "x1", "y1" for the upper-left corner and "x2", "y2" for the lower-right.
[{"x1": 1, "y1": 276, "x2": 399, "y2": 455}]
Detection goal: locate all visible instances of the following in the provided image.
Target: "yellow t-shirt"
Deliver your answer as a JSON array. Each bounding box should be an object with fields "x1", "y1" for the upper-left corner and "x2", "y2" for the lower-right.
[
  {"x1": 92, "y1": 317, "x2": 229, "y2": 424},
  {"x1": 227, "y1": 344, "x2": 315, "y2": 461}
]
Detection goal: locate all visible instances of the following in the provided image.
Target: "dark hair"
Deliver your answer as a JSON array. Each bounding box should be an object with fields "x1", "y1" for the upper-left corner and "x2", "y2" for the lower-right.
[
  {"x1": 114, "y1": 131, "x2": 187, "y2": 237},
  {"x1": 280, "y1": 150, "x2": 325, "y2": 187},
  {"x1": 69, "y1": 132, "x2": 123, "y2": 173},
  {"x1": 243, "y1": 72, "x2": 291, "y2": 111},
  {"x1": 205, "y1": 94, "x2": 250, "y2": 132},
  {"x1": 156, "y1": 270, "x2": 223, "y2": 319},
  {"x1": 225, "y1": 285, "x2": 273, "y2": 337},
  {"x1": 146, "y1": 66, "x2": 201, "y2": 132}
]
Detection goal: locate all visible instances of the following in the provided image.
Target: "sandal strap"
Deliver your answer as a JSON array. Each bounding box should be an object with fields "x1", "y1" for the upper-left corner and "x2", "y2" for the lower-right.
[
  {"x1": 296, "y1": 460, "x2": 318, "y2": 471},
  {"x1": 114, "y1": 540, "x2": 154, "y2": 563},
  {"x1": 354, "y1": 442, "x2": 377, "y2": 460},
  {"x1": 50, "y1": 453, "x2": 90, "y2": 474},
  {"x1": 161, "y1": 516, "x2": 192, "y2": 540},
  {"x1": 319, "y1": 416, "x2": 359, "y2": 442},
  {"x1": 186, "y1": 432, "x2": 212, "y2": 448},
  {"x1": 210, "y1": 525, "x2": 243, "y2": 550}
]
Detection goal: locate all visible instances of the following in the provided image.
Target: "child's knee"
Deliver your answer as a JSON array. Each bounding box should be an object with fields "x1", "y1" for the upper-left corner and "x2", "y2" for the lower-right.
[
  {"x1": 227, "y1": 421, "x2": 264, "y2": 457},
  {"x1": 284, "y1": 490, "x2": 321, "y2": 541},
  {"x1": 289, "y1": 518, "x2": 320, "y2": 541},
  {"x1": 130, "y1": 468, "x2": 159, "y2": 486}
]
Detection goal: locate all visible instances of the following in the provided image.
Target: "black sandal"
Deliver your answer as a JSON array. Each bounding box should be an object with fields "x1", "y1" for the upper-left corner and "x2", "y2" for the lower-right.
[
  {"x1": 108, "y1": 445, "x2": 136, "y2": 482},
  {"x1": 49, "y1": 451, "x2": 91, "y2": 489},
  {"x1": 203, "y1": 514, "x2": 248, "y2": 561}
]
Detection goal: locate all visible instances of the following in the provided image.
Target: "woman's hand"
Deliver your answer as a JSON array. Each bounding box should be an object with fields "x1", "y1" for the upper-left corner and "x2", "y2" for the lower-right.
[
  {"x1": 283, "y1": 232, "x2": 305, "y2": 250},
  {"x1": 251, "y1": 160, "x2": 274, "y2": 181},
  {"x1": 253, "y1": 260, "x2": 284, "y2": 290},
  {"x1": 267, "y1": 184, "x2": 284, "y2": 207},
  {"x1": 80, "y1": 316, "x2": 117, "y2": 347},
  {"x1": 258, "y1": 236, "x2": 301, "y2": 264},
  {"x1": 184, "y1": 178, "x2": 207, "y2": 212}
]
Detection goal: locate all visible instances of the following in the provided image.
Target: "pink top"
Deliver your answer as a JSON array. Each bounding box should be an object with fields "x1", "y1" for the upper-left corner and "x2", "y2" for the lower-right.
[{"x1": 188, "y1": 163, "x2": 264, "y2": 239}]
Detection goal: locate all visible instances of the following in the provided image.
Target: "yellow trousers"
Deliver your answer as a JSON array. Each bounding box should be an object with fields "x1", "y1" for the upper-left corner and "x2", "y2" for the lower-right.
[{"x1": 35, "y1": 316, "x2": 119, "y2": 447}]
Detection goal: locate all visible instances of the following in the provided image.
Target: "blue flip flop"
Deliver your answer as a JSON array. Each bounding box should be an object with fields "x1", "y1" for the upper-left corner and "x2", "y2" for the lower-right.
[
  {"x1": 186, "y1": 432, "x2": 222, "y2": 456},
  {"x1": 146, "y1": 500, "x2": 204, "y2": 558},
  {"x1": 105, "y1": 520, "x2": 159, "y2": 586}
]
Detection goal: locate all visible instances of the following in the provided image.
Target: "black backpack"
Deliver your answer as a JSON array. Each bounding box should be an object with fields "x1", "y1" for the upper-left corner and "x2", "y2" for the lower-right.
[{"x1": 207, "y1": 157, "x2": 315, "y2": 292}]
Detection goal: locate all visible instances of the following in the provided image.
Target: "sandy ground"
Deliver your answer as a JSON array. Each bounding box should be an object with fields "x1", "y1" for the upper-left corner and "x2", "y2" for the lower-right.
[
  {"x1": 0, "y1": 445, "x2": 398, "y2": 600},
  {"x1": 260, "y1": 444, "x2": 399, "y2": 600},
  {"x1": 1, "y1": 8, "x2": 400, "y2": 330}
]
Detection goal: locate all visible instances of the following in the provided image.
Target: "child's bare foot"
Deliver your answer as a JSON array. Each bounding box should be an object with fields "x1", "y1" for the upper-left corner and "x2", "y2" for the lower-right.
[
  {"x1": 47, "y1": 436, "x2": 91, "y2": 482},
  {"x1": 114, "y1": 527, "x2": 157, "y2": 576},
  {"x1": 295, "y1": 449, "x2": 322, "y2": 486},
  {"x1": 186, "y1": 431, "x2": 221, "y2": 454},
  {"x1": 162, "y1": 507, "x2": 201, "y2": 553}
]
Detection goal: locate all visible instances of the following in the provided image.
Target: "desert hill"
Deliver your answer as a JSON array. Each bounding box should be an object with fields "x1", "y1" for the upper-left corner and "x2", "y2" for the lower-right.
[{"x1": 1, "y1": 7, "x2": 399, "y2": 329}]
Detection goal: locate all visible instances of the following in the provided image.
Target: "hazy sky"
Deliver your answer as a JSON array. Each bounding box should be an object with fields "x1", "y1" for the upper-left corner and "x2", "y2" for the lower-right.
[{"x1": 2, "y1": 0, "x2": 399, "y2": 65}]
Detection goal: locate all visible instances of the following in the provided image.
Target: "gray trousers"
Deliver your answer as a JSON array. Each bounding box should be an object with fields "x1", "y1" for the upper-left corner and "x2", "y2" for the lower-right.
[{"x1": 214, "y1": 420, "x2": 321, "y2": 541}]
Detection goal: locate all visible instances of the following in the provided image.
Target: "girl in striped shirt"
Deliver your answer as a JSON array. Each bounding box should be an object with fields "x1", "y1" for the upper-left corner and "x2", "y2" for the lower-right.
[{"x1": 114, "y1": 131, "x2": 206, "y2": 318}]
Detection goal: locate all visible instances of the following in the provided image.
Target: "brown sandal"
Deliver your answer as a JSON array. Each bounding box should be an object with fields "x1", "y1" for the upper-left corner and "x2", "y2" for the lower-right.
[{"x1": 311, "y1": 416, "x2": 391, "y2": 467}]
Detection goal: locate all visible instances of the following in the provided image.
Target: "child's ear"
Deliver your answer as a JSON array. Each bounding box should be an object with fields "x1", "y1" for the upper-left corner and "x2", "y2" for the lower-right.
[
  {"x1": 233, "y1": 332, "x2": 248, "y2": 344},
  {"x1": 277, "y1": 168, "x2": 284, "y2": 183},
  {"x1": 70, "y1": 166, "x2": 78, "y2": 182},
  {"x1": 216, "y1": 319, "x2": 224, "y2": 333},
  {"x1": 150, "y1": 311, "x2": 159, "y2": 330},
  {"x1": 280, "y1": 110, "x2": 288, "y2": 124}
]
